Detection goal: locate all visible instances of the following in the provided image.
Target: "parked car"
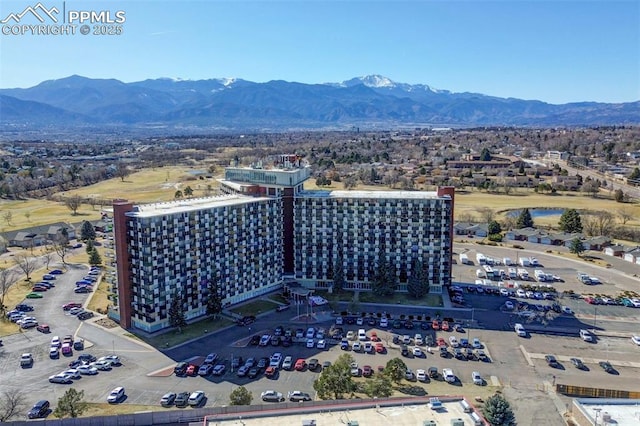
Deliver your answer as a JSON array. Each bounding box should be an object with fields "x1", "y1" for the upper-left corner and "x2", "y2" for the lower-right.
[
  {"x1": 174, "y1": 392, "x2": 190, "y2": 407},
  {"x1": 545, "y1": 355, "x2": 560, "y2": 368},
  {"x1": 48, "y1": 374, "x2": 72, "y2": 384},
  {"x1": 570, "y1": 358, "x2": 586, "y2": 370},
  {"x1": 261, "y1": 390, "x2": 284, "y2": 402},
  {"x1": 91, "y1": 360, "x2": 112, "y2": 371},
  {"x1": 416, "y1": 369, "x2": 427, "y2": 382},
  {"x1": 20, "y1": 353, "x2": 34, "y2": 367},
  {"x1": 308, "y1": 358, "x2": 320, "y2": 371},
  {"x1": 27, "y1": 400, "x2": 50, "y2": 419},
  {"x1": 598, "y1": 361, "x2": 617, "y2": 374},
  {"x1": 107, "y1": 387, "x2": 125, "y2": 403},
  {"x1": 25, "y1": 292, "x2": 43, "y2": 299},
  {"x1": 36, "y1": 324, "x2": 50, "y2": 333},
  {"x1": 188, "y1": 391, "x2": 205, "y2": 406},
  {"x1": 288, "y1": 391, "x2": 311, "y2": 402},
  {"x1": 61, "y1": 369, "x2": 81, "y2": 379},
  {"x1": 472, "y1": 371, "x2": 484, "y2": 385},
  {"x1": 78, "y1": 311, "x2": 95, "y2": 320},
  {"x1": 212, "y1": 363, "x2": 226, "y2": 376},
  {"x1": 160, "y1": 392, "x2": 176, "y2": 407},
  {"x1": 282, "y1": 356, "x2": 293, "y2": 370},
  {"x1": 77, "y1": 365, "x2": 98, "y2": 375}
]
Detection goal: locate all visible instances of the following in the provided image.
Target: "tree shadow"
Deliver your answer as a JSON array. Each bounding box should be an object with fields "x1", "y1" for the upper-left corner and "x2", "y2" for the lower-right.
[{"x1": 395, "y1": 385, "x2": 427, "y2": 396}]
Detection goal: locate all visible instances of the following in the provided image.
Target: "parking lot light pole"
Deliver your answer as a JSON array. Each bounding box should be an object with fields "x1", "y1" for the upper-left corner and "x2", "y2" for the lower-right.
[{"x1": 593, "y1": 307, "x2": 597, "y2": 331}]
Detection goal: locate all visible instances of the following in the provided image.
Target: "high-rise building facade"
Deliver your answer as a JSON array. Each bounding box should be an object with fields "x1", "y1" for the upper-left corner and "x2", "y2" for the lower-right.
[{"x1": 112, "y1": 155, "x2": 454, "y2": 332}]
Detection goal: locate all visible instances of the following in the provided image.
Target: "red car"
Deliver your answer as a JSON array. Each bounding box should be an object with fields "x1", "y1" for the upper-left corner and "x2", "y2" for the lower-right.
[
  {"x1": 362, "y1": 365, "x2": 373, "y2": 377},
  {"x1": 36, "y1": 324, "x2": 51, "y2": 333},
  {"x1": 31, "y1": 286, "x2": 47, "y2": 292},
  {"x1": 584, "y1": 297, "x2": 596, "y2": 304},
  {"x1": 186, "y1": 364, "x2": 198, "y2": 376},
  {"x1": 437, "y1": 337, "x2": 447, "y2": 347},
  {"x1": 374, "y1": 342, "x2": 385, "y2": 353},
  {"x1": 441, "y1": 320, "x2": 450, "y2": 331},
  {"x1": 294, "y1": 358, "x2": 306, "y2": 371},
  {"x1": 432, "y1": 320, "x2": 440, "y2": 330},
  {"x1": 63, "y1": 302, "x2": 83, "y2": 311},
  {"x1": 369, "y1": 331, "x2": 380, "y2": 342}
]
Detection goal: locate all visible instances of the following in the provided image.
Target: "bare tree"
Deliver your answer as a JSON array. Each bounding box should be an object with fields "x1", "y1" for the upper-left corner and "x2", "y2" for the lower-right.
[
  {"x1": 65, "y1": 195, "x2": 83, "y2": 216},
  {"x1": 52, "y1": 239, "x2": 70, "y2": 266},
  {"x1": 0, "y1": 268, "x2": 18, "y2": 317},
  {"x1": 14, "y1": 255, "x2": 37, "y2": 282},
  {"x1": 477, "y1": 207, "x2": 495, "y2": 224},
  {"x1": 116, "y1": 162, "x2": 131, "y2": 182},
  {"x1": 617, "y1": 207, "x2": 634, "y2": 225},
  {"x1": 456, "y1": 212, "x2": 475, "y2": 223},
  {"x1": 0, "y1": 390, "x2": 28, "y2": 422},
  {"x1": 2, "y1": 211, "x2": 12, "y2": 226},
  {"x1": 583, "y1": 211, "x2": 615, "y2": 237},
  {"x1": 41, "y1": 244, "x2": 55, "y2": 270}
]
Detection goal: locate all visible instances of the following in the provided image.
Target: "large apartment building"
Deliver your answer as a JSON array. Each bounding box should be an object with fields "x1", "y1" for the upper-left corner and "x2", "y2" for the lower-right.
[{"x1": 113, "y1": 155, "x2": 454, "y2": 332}]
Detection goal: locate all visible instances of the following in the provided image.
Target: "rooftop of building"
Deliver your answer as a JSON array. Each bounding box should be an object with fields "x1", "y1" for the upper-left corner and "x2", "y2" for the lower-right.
[
  {"x1": 297, "y1": 189, "x2": 446, "y2": 200},
  {"x1": 124, "y1": 194, "x2": 271, "y2": 218},
  {"x1": 205, "y1": 396, "x2": 485, "y2": 426},
  {"x1": 573, "y1": 398, "x2": 640, "y2": 426}
]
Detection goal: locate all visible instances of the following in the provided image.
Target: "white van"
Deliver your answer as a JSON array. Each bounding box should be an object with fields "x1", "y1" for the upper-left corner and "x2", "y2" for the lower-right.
[
  {"x1": 358, "y1": 329, "x2": 367, "y2": 341},
  {"x1": 514, "y1": 323, "x2": 527, "y2": 337}
]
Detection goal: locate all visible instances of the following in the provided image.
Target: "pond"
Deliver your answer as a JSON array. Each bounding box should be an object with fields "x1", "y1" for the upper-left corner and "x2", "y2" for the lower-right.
[{"x1": 506, "y1": 208, "x2": 565, "y2": 218}]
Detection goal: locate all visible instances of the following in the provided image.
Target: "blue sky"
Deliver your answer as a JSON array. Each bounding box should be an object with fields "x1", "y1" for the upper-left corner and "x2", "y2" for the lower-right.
[{"x1": 0, "y1": 0, "x2": 638, "y2": 104}]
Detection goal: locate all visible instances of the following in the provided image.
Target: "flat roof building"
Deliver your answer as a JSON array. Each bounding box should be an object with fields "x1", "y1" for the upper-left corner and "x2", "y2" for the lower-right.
[{"x1": 112, "y1": 155, "x2": 454, "y2": 332}]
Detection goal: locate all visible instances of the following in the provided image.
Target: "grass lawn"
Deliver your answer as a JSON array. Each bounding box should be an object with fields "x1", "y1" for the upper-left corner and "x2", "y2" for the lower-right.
[
  {"x1": 140, "y1": 316, "x2": 235, "y2": 349},
  {"x1": 358, "y1": 292, "x2": 444, "y2": 307},
  {"x1": 229, "y1": 299, "x2": 280, "y2": 317},
  {"x1": 455, "y1": 189, "x2": 640, "y2": 228}
]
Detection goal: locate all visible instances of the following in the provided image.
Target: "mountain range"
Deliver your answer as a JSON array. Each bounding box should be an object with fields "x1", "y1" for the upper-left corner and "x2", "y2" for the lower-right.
[{"x1": 0, "y1": 75, "x2": 638, "y2": 131}]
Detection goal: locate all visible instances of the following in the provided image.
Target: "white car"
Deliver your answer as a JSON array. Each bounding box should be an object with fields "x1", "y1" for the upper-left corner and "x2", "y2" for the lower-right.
[
  {"x1": 443, "y1": 368, "x2": 456, "y2": 383},
  {"x1": 472, "y1": 338, "x2": 483, "y2": 349},
  {"x1": 98, "y1": 355, "x2": 121, "y2": 366},
  {"x1": 61, "y1": 369, "x2": 81, "y2": 379},
  {"x1": 352, "y1": 342, "x2": 362, "y2": 352},
  {"x1": 50, "y1": 336, "x2": 61, "y2": 348},
  {"x1": 91, "y1": 360, "x2": 112, "y2": 371},
  {"x1": 282, "y1": 356, "x2": 293, "y2": 370},
  {"x1": 77, "y1": 365, "x2": 98, "y2": 375},
  {"x1": 346, "y1": 331, "x2": 356, "y2": 341},
  {"x1": 416, "y1": 369, "x2": 427, "y2": 382},
  {"x1": 306, "y1": 327, "x2": 315, "y2": 339},
  {"x1": 631, "y1": 335, "x2": 640, "y2": 346},
  {"x1": 335, "y1": 317, "x2": 344, "y2": 325},
  {"x1": 504, "y1": 301, "x2": 514, "y2": 310},
  {"x1": 107, "y1": 387, "x2": 125, "y2": 403},
  {"x1": 379, "y1": 318, "x2": 388, "y2": 328},
  {"x1": 316, "y1": 339, "x2": 326, "y2": 349},
  {"x1": 448, "y1": 336, "x2": 459, "y2": 347},
  {"x1": 270, "y1": 352, "x2": 283, "y2": 367},
  {"x1": 412, "y1": 347, "x2": 423, "y2": 357},
  {"x1": 414, "y1": 334, "x2": 424, "y2": 345},
  {"x1": 472, "y1": 371, "x2": 483, "y2": 385},
  {"x1": 306, "y1": 339, "x2": 315, "y2": 348},
  {"x1": 499, "y1": 288, "x2": 509, "y2": 296},
  {"x1": 561, "y1": 306, "x2": 574, "y2": 315},
  {"x1": 363, "y1": 342, "x2": 374, "y2": 353}
]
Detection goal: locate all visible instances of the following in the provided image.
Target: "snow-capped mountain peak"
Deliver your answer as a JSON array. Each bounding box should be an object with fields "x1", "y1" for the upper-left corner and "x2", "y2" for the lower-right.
[{"x1": 358, "y1": 74, "x2": 396, "y2": 88}]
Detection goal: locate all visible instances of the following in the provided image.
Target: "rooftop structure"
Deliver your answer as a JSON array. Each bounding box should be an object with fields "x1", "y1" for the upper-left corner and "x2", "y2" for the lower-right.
[{"x1": 572, "y1": 398, "x2": 640, "y2": 426}]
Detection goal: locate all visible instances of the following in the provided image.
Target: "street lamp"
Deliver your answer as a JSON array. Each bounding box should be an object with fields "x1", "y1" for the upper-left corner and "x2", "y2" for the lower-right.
[{"x1": 593, "y1": 307, "x2": 597, "y2": 331}]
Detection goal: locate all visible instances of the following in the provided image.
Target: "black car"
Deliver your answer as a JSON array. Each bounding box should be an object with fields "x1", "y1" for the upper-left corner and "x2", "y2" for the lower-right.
[
  {"x1": 247, "y1": 368, "x2": 260, "y2": 379},
  {"x1": 73, "y1": 339, "x2": 85, "y2": 350},
  {"x1": 545, "y1": 355, "x2": 560, "y2": 368},
  {"x1": 282, "y1": 336, "x2": 292, "y2": 347},
  {"x1": 78, "y1": 353, "x2": 97, "y2": 363},
  {"x1": 15, "y1": 304, "x2": 34, "y2": 312},
  {"x1": 368, "y1": 317, "x2": 377, "y2": 326},
  {"x1": 400, "y1": 345, "x2": 409, "y2": 357},
  {"x1": 237, "y1": 315, "x2": 256, "y2": 326},
  {"x1": 308, "y1": 358, "x2": 320, "y2": 371},
  {"x1": 274, "y1": 325, "x2": 284, "y2": 336},
  {"x1": 249, "y1": 335, "x2": 260, "y2": 346},
  {"x1": 74, "y1": 286, "x2": 92, "y2": 294},
  {"x1": 257, "y1": 357, "x2": 269, "y2": 370},
  {"x1": 404, "y1": 320, "x2": 414, "y2": 329},
  {"x1": 420, "y1": 321, "x2": 431, "y2": 330},
  {"x1": 570, "y1": 358, "x2": 586, "y2": 370},
  {"x1": 78, "y1": 311, "x2": 94, "y2": 320},
  {"x1": 27, "y1": 400, "x2": 49, "y2": 419},
  {"x1": 174, "y1": 362, "x2": 188, "y2": 375},
  {"x1": 599, "y1": 361, "x2": 617, "y2": 374},
  {"x1": 174, "y1": 392, "x2": 190, "y2": 407}
]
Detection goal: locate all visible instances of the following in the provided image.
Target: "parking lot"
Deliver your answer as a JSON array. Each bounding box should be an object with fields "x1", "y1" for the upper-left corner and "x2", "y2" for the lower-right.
[{"x1": 1, "y1": 242, "x2": 639, "y2": 423}]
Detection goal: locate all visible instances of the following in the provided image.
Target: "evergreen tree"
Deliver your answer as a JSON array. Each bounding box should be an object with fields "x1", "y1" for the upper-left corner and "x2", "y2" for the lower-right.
[
  {"x1": 206, "y1": 267, "x2": 223, "y2": 319},
  {"x1": 332, "y1": 254, "x2": 345, "y2": 294},
  {"x1": 88, "y1": 248, "x2": 102, "y2": 266},
  {"x1": 479, "y1": 148, "x2": 492, "y2": 161},
  {"x1": 569, "y1": 238, "x2": 585, "y2": 257},
  {"x1": 614, "y1": 189, "x2": 624, "y2": 203},
  {"x1": 482, "y1": 393, "x2": 516, "y2": 426},
  {"x1": 516, "y1": 208, "x2": 534, "y2": 229},
  {"x1": 362, "y1": 373, "x2": 393, "y2": 398},
  {"x1": 168, "y1": 292, "x2": 187, "y2": 332},
  {"x1": 558, "y1": 209, "x2": 583, "y2": 233},
  {"x1": 80, "y1": 220, "x2": 96, "y2": 242},
  {"x1": 407, "y1": 258, "x2": 428, "y2": 299},
  {"x1": 54, "y1": 388, "x2": 88, "y2": 419},
  {"x1": 628, "y1": 167, "x2": 640, "y2": 181},
  {"x1": 229, "y1": 386, "x2": 253, "y2": 405},
  {"x1": 488, "y1": 220, "x2": 502, "y2": 235},
  {"x1": 85, "y1": 239, "x2": 94, "y2": 254}
]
